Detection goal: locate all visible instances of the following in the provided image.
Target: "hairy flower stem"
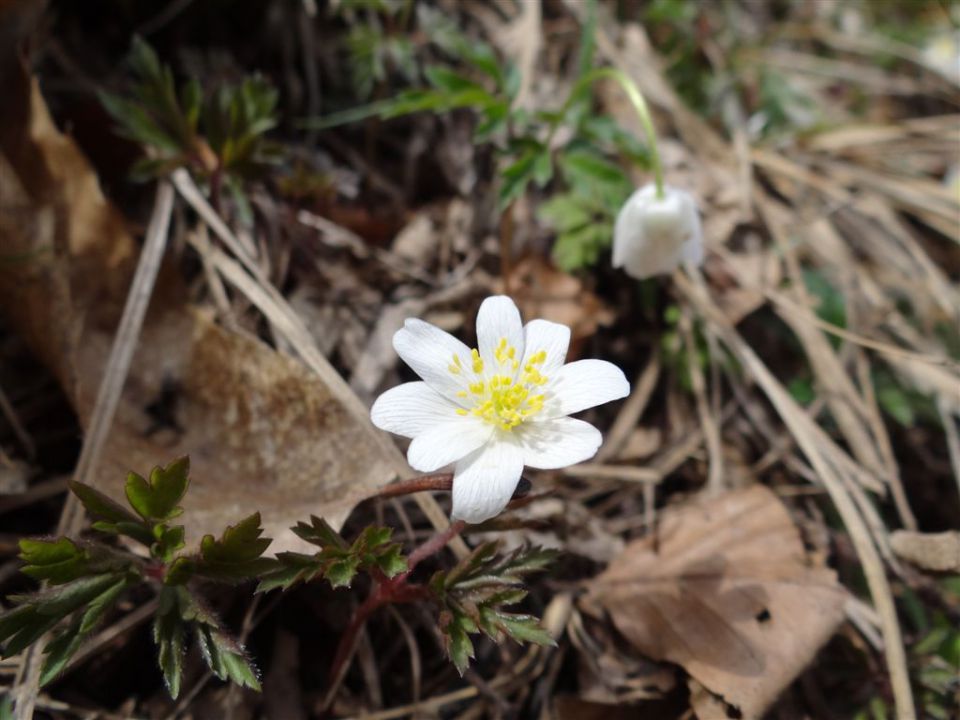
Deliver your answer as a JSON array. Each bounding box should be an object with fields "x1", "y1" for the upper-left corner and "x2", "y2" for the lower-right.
[
  {"x1": 322, "y1": 520, "x2": 467, "y2": 712},
  {"x1": 557, "y1": 67, "x2": 665, "y2": 199},
  {"x1": 374, "y1": 472, "x2": 454, "y2": 498}
]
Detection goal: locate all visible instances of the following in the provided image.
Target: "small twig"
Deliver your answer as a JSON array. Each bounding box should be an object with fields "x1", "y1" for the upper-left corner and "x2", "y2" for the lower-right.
[
  {"x1": 596, "y1": 349, "x2": 661, "y2": 463},
  {"x1": 0, "y1": 382, "x2": 34, "y2": 458},
  {"x1": 405, "y1": 520, "x2": 467, "y2": 574},
  {"x1": 680, "y1": 308, "x2": 724, "y2": 495}
]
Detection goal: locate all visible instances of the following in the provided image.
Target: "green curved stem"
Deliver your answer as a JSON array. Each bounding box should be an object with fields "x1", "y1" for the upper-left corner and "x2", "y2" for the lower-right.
[{"x1": 559, "y1": 67, "x2": 665, "y2": 199}]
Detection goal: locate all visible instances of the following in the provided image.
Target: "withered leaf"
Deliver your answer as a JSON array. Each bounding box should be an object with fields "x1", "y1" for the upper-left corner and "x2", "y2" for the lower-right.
[
  {"x1": 582, "y1": 485, "x2": 847, "y2": 719},
  {"x1": 0, "y1": 56, "x2": 393, "y2": 552}
]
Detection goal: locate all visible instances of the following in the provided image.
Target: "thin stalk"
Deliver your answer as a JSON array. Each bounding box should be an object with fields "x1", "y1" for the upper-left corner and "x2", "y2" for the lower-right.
[{"x1": 555, "y1": 66, "x2": 665, "y2": 198}]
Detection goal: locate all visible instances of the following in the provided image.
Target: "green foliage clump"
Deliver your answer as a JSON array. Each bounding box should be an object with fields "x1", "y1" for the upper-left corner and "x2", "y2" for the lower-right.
[
  {"x1": 100, "y1": 38, "x2": 281, "y2": 184},
  {"x1": 429, "y1": 542, "x2": 557, "y2": 674}
]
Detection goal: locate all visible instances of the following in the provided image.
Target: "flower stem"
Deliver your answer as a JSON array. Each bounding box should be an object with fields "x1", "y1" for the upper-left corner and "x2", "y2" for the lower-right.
[
  {"x1": 559, "y1": 66, "x2": 665, "y2": 199},
  {"x1": 373, "y1": 473, "x2": 453, "y2": 498},
  {"x1": 405, "y1": 519, "x2": 467, "y2": 573}
]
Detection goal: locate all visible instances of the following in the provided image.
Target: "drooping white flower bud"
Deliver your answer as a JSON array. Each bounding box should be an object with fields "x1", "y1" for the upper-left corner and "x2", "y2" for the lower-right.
[{"x1": 612, "y1": 183, "x2": 704, "y2": 280}]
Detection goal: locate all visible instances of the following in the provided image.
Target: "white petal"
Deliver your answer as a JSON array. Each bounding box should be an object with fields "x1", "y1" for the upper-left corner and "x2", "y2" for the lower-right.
[
  {"x1": 613, "y1": 184, "x2": 702, "y2": 280},
  {"x1": 521, "y1": 319, "x2": 570, "y2": 376},
  {"x1": 544, "y1": 359, "x2": 630, "y2": 418},
  {"x1": 394, "y1": 318, "x2": 472, "y2": 401},
  {"x1": 450, "y1": 440, "x2": 524, "y2": 524},
  {"x1": 370, "y1": 382, "x2": 458, "y2": 438},
  {"x1": 518, "y1": 417, "x2": 602, "y2": 469},
  {"x1": 406, "y1": 417, "x2": 492, "y2": 472},
  {"x1": 476, "y1": 296, "x2": 524, "y2": 375}
]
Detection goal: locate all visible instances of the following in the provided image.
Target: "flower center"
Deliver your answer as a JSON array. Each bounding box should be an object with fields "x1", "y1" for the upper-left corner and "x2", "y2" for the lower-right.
[{"x1": 448, "y1": 339, "x2": 549, "y2": 431}]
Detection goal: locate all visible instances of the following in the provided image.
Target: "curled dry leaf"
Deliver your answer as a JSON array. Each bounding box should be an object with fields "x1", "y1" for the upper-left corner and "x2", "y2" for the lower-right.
[
  {"x1": 890, "y1": 530, "x2": 960, "y2": 573},
  {"x1": 581, "y1": 485, "x2": 847, "y2": 719},
  {"x1": 0, "y1": 58, "x2": 392, "y2": 551}
]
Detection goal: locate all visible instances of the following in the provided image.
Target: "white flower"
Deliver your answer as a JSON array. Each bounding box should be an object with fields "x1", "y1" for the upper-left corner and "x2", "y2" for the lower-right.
[
  {"x1": 371, "y1": 296, "x2": 630, "y2": 524},
  {"x1": 612, "y1": 183, "x2": 703, "y2": 280}
]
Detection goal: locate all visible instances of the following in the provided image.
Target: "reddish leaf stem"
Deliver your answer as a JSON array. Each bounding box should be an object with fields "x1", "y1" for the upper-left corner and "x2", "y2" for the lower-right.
[{"x1": 322, "y1": 518, "x2": 467, "y2": 712}]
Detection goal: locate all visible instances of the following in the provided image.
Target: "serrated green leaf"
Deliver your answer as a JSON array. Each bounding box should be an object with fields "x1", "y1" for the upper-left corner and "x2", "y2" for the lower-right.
[
  {"x1": 496, "y1": 613, "x2": 555, "y2": 646},
  {"x1": 19, "y1": 538, "x2": 88, "y2": 584},
  {"x1": 499, "y1": 153, "x2": 537, "y2": 208},
  {"x1": 125, "y1": 457, "x2": 190, "y2": 523},
  {"x1": 154, "y1": 524, "x2": 186, "y2": 563},
  {"x1": 539, "y1": 194, "x2": 593, "y2": 232},
  {"x1": 164, "y1": 557, "x2": 196, "y2": 586},
  {"x1": 34, "y1": 573, "x2": 125, "y2": 618},
  {"x1": 91, "y1": 520, "x2": 156, "y2": 547},
  {"x1": 325, "y1": 557, "x2": 360, "y2": 588},
  {"x1": 197, "y1": 626, "x2": 261, "y2": 691},
  {"x1": 532, "y1": 150, "x2": 553, "y2": 188},
  {"x1": 552, "y1": 222, "x2": 611, "y2": 271},
  {"x1": 99, "y1": 92, "x2": 182, "y2": 153},
  {"x1": 439, "y1": 610, "x2": 475, "y2": 675},
  {"x1": 39, "y1": 572, "x2": 127, "y2": 689},
  {"x1": 356, "y1": 525, "x2": 393, "y2": 551},
  {"x1": 154, "y1": 589, "x2": 186, "y2": 699},
  {"x1": 255, "y1": 552, "x2": 319, "y2": 593},
  {"x1": 375, "y1": 545, "x2": 408, "y2": 578},
  {"x1": 0, "y1": 606, "x2": 60, "y2": 657},
  {"x1": 68, "y1": 482, "x2": 142, "y2": 526},
  {"x1": 40, "y1": 623, "x2": 84, "y2": 686},
  {"x1": 196, "y1": 513, "x2": 273, "y2": 582},
  {"x1": 292, "y1": 516, "x2": 347, "y2": 549}
]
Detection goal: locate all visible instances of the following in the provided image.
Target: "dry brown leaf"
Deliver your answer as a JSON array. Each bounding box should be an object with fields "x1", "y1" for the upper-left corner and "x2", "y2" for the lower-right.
[
  {"x1": 581, "y1": 485, "x2": 847, "y2": 718},
  {"x1": 0, "y1": 58, "x2": 392, "y2": 551},
  {"x1": 890, "y1": 530, "x2": 960, "y2": 573},
  {"x1": 504, "y1": 256, "x2": 614, "y2": 344}
]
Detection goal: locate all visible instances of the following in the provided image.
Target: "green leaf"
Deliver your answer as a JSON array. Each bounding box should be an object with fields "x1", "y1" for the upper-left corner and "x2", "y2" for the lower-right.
[
  {"x1": 291, "y1": 516, "x2": 347, "y2": 549},
  {"x1": 424, "y1": 66, "x2": 483, "y2": 94},
  {"x1": 125, "y1": 457, "x2": 190, "y2": 523},
  {"x1": 532, "y1": 150, "x2": 554, "y2": 188},
  {"x1": 91, "y1": 520, "x2": 156, "y2": 547},
  {"x1": 154, "y1": 524, "x2": 186, "y2": 563},
  {"x1": 375, "y1": 545, "x2": 408, "y2": 578},
  {"x1": 255, "y1": 552, "x2": 319, "y2": 593},
  {"x1": 69, "y1": 481, "x2": 142, "y2": 526},
  {"x1": 164, "y1": 557, "x2": 196, "y2": 586},
  {"x1": 19, "y1": 538, "x2": 88, "y2": 584},
  {"x1": 39, "y1": 574, "x2": 128, "y2": 685},
  {"x1": 33, "y1": 573, "x2": 125, "y2": 618},
  {"x1": 439, "y1": 611, "x2": 475, "y2": 675},
  {"x1": 496, "y1": 613, "x2": 556, "y2": 646},
  {"x1": 325, "y1": 557, "x2": 360, "y2": 589},
  {"x1": 499, "y1": 153, "x2": 537, "y2": 208},
  {"x1": 0, "y1": 605, "x2": 59, "y2": 656},
  {"x1": 196, "y1": 513, "x2": 273, "y2": 582},
  {"x1": 197, "y1": 626, "x2": 261, "y2": 691},
  {"x1": 559, "y1": 148, "x2": 630, "y2": 207},
  {"x1": 154, "y1": 590, "x2": 187, "y2": 699},
  {"x1": 539, "y1": 193, "x2": 593, "y2": 233},
  {"x1": 552, "y1": 222, "x2": 611, "y2": 271},
  {"x1": 355, "y1": 525, "x2": 392, "y2": 551}
]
